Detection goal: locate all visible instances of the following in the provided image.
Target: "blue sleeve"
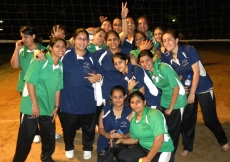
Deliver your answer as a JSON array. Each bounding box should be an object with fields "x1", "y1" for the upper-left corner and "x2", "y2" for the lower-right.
[
  {"x1": 185, "y1": 45, "x2": 201, "y2": 65},
  {"x1": 133, "y1": 66, "x2": 145, "y2": 89}
]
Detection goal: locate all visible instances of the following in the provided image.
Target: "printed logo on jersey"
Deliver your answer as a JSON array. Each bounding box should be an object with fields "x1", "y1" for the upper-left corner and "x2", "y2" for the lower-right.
[
  {"x1": 120, "y1": 121, "x2": 128, "y2": 128},
  {"x1": 182, "y1": 59, "x2": 189, "y2": 66},
  {"x1": 83, "y1": 62, "x2": 90, "y2": 69},
  {"x1": 142, "y1": 123, "x2": 150, "y2": 131}
]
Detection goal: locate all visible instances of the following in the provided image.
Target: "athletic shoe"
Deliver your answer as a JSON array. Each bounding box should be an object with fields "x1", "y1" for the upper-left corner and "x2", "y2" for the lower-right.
[
  {"x1": 55, "y1": 132, "x2": 60, "y2": 139},
  {"x1": 66, "y1": 150, "x2": 74, "y2": 159},
  {"x1": 33, "y1": 135, "x2": 41, "y2": 143},
  {"x1": 83, "y1": 151, "x2": 91, "y2": 160}
]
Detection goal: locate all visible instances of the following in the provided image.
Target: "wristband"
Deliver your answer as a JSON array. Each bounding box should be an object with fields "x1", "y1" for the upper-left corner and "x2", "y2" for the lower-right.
[{"x1": 54, "y1": 106, "x2": 60, "y2": 109}]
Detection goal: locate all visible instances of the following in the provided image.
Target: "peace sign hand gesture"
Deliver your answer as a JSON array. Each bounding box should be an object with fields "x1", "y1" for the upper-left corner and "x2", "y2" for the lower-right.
[{"x1": 121, "y1": 2, "x2": 129, "y2": 19}]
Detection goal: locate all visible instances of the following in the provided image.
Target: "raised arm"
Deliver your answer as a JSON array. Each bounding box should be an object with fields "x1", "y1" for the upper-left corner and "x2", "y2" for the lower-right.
[{"x1": 119, "y1": 2, "x2": 129, "y2": 42}]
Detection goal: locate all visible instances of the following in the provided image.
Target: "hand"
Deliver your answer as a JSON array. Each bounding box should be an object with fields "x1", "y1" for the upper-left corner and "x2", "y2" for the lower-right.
[
  {"x1": 84, "y1": 73, "x2": 101, "y2": 83},
  {"x1": 154, "y1": 50, "x2": 161, "y2": 59},
  {"x1": 32, "y1": 105, "x2": 40, "y2": 118},
  {"x1": 15, "y1": 40, "x2": 23, "y2": 49},
  {"x1": 141, "y1": 157, "x2": 151, "y2": 162},
  {"x1": 52, "y1": 25, "x2": 62, "y2": 38},
  {"x1": 121, "y1": 2, "x2": 129, "y2": 18},
  {"x1": 51, "y1": 107, "x2": 59, "y2": 123},
  {"x1": 165, "y1": 108, "x2": 172, "y2": 115},
  {"x1": 128, "y1": 76, "x2": 138, "y2": 91},
  {"x1": 99, "y1": 16, "x2": 107, "y2": 22},
  {"x1": 188, "y1": 93, "x2": 195, "y2": 104},
  {"x1": 140, "y1": 40, "x2": 153, "y2": 51},
  {"x1": 34, "y1": 49, "x2": 46, "y2": 61}
]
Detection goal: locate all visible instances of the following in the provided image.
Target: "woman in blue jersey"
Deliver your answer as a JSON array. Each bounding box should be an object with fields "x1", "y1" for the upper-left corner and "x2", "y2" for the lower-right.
[
  {"x1": 59, "y1": 28, "x2": 103, "y2": 160},
  {"x1": 13, "y1": 37, "x2": 66, "y2": 162},
  {"x1": 97, "y1": 85, "x2": 132, "y2": 162},
  {"x1": 116, "y1": 91, "x2": 174, "y2": 162},
  {"x1": 112, "y1": 52, "x2": 160, "y2": 108},
  {"x1": 92, "y1": 30, "x2": 131, "y2": 106},
  {"x1": 126, "y1": 16, "x2": 136, "y2": 44},
  {"x1": 162, "y1": 28, "x2": 229, "y2": 155}
]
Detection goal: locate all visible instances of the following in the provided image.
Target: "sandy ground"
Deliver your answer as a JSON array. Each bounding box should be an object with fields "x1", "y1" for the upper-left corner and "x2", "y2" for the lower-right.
[{"x1": 0, "y1": 43, "x2": 230, "y2": 162}]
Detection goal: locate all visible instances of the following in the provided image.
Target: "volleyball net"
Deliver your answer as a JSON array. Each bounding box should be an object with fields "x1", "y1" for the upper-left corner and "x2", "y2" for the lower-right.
[{"x1": 0, "y1": 0, "x2": 230, "y2": 43}]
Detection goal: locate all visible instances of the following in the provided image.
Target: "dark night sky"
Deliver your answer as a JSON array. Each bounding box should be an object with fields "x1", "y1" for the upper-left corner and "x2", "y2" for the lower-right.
[{"x1": 0, "y1": 0, "x2": 230, "y2": 40}]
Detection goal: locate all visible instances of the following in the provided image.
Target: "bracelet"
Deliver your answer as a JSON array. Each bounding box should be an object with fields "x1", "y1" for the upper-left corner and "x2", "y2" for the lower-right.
[
  {"x1": 32, "y1": 104, "x2": 37, "y2": 107},
  {"x1": 54, "y1": 106, "x2": 60, "y2": 109},
  {"x1": 97, "y1": 74, "x2": 103, "y2": 82}
]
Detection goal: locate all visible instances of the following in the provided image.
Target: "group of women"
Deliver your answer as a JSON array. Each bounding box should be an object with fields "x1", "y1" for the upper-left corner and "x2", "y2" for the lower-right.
[{"x1": 11, "y1": 2, "x2": 229, "y2": 162}]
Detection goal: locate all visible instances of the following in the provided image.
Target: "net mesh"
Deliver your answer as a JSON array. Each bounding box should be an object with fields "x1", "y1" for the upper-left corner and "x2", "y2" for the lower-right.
[{"x1": 0, "y1": 0, "x2": 230, "y2": 40}]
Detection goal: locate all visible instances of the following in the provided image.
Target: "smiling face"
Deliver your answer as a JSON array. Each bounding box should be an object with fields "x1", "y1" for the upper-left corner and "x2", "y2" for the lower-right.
[
  {"x1": 93, "y1": 30, "x2": 106, "y2": 47},
  {"x1": 162, "y1": 33, "x2": 178, "y2": 52},
  {"x1": 154, "y1": 28, "x2": 163, "y2": 43},
  {"x1": 106, "y1": 32, "x2": 120, "y2": 50},
  {"x1": 134, "y1": 33, "x2": 146, "y2": 48},
  {"x1": 137, "y1": 17, "x2": 148, "y2": 34},
  {"x1": 73, "y1": 32, "x2": 89, "y2": 52},
  {"x1": 139, "y1": 55, "x2": 153, "y2": 71},
  {"x1": 111, "y1": 90, "x2": 126, "y2": 108},
  {"x1": 113, "y1": 18, "x2": 122, "y2": 34},
  {"x1": 101, "y1": 21, "x2": 112, "y2": 32},
  {"x1": 127, "y1": 17, "x2": 136, "y2": 34},
  {"x1": 50, "y1": 40, "x2": 66, "y2": 59},
  {"x1": 129, "y1": 95, "x2": 146, "y2": 113},
  {"x1": 113, "y1": 57, "x2": 128, "y2": 74}
]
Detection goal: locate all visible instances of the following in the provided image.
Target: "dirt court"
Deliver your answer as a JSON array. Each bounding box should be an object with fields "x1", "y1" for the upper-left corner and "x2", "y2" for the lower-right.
[{"x1": 0, "y1": 43, "x2": 230, "y2": 162}]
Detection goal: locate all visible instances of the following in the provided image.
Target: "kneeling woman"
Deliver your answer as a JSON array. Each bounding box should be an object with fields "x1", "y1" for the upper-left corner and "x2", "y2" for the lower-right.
[
  {"x1": 97, "y1": 85, "x2": 132, "y2": 162},
  {"x1": 116, "y1": 91, "x2": 174, "y2": 162},
  {"x1": 13, "y1": 37, "x2": 66, "y2": 162}
]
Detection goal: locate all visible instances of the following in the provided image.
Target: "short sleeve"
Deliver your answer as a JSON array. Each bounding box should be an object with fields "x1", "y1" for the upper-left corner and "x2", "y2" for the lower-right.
[{"x1": 24, "y1": 59, "x2": 42, "y2": 85}]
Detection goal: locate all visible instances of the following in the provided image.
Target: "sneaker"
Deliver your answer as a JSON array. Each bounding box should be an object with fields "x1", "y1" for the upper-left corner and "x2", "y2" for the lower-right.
[
  {"x1": 83, "y1": 151, "x2": 91, "y2": 160},
  {"x1": 33, "y1": 135, "x2": 41, "y2": 143},
  {"x1": 66, "y1": 150, "x2": 74, "y2": 159},
  {"x1": 55, "y1": 132, "x2": 60, "y2": 139}
]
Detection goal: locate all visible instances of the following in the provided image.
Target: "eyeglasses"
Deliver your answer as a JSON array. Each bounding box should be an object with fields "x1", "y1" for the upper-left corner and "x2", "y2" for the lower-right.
[
  {"x1": 75, "y1": 37, "x2": 88, "y2": 42},
  {"x1": 113, "y1": 24, "x2": 122, "y2": 27}
]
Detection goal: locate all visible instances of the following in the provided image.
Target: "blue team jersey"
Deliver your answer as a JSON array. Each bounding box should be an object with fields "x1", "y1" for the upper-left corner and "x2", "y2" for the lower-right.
[
  {"x1": 167, "y1": 44, "x2": 213, "y2": 93},
  {"x1": 60, "y1": 48, "x2": 102, "y2": 114},
  {"x1": 122, "y1": 40, "x2": 133, "y2": 52},
  {"x1": 92, "y1": 47, "x2": 130, "y2": 99},
  {"x1": 123, "y1": 64, "x2": 161, "y2": 107},
  {"x1": 97, "y1": 104, "x2": 132, "y2": 153}
]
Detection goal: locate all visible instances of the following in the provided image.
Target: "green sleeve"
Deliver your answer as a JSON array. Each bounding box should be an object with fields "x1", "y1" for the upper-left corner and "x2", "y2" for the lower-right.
[
  {"x1": 148, "y1": 110, "x2": 167, "y2": 137},
  {"x1": 24, "y1": 59, "x2": 42, "y2": 85},
  {"x1": 160, "y1": 64, "x2": 179, "y2": 89}
]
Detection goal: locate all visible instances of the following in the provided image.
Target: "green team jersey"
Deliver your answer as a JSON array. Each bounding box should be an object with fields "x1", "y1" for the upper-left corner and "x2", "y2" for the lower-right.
[
  {"x1": 87, "y1": 43, "x2": 105, "y2": 53},
  {"x1": 130, "y1": 106, "x2": 174, "y2": 152},
  {"x1": 17, "y1": 44, "x2": 47, "y2": 92},
  {"x1": 130, "y1": 48, "x2": 140, "y2": 59},
  {"x1": 20, "y1": 53, "x2": 63, "y2": 116},
  {"x1": 148, "y1": 59, "x2": 187, "y2": 109}
]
